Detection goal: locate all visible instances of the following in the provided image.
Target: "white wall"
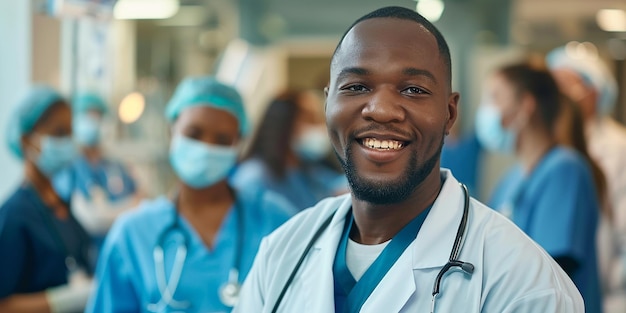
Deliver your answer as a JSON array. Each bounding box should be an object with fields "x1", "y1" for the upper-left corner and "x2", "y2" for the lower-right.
[{"x1": 0, "y1": 1, "x2": 31, "y2": 202}]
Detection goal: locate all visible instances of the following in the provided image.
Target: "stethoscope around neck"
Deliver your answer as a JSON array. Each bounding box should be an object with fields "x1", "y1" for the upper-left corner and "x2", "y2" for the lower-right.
[
  {"x1": 271, "y1": 183, "x2": 474, "y2": 313},
  {"x1": 147, "y1": 194, "x2": 244, "y2": 312}
]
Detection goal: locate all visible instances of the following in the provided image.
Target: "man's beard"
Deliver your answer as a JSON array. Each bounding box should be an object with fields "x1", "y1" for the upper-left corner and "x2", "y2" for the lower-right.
[{"x1": 336, "y1": 137, "x2": 443, "y2": 205}]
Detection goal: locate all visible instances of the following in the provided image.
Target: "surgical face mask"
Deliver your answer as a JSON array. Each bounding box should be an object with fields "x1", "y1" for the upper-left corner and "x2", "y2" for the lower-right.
[
  {"x1": 475, "y1": 103, "x2": 516, "y2": 154},
  {"x1": 169, "y1": 135, "x2": 238, "y2": 189},
  {"x1": 292, "y1": 126, "x2": 331, "y2": 162},
  {"x1": 30, "y1": 136, "x2": 78, "y2": 177},
  {"x1": 74, "y1": 114, "x2": 101, "y2": 146}
]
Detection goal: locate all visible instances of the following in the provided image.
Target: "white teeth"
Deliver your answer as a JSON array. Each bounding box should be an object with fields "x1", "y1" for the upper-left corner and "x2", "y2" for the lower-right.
[{"x1": 363, "y1": 138, "x2": 404, "y2": 150}]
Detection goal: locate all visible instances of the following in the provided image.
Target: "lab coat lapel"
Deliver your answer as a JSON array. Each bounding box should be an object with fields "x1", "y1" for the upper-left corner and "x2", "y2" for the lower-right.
[
  {"x1": 360, "y1": 244, "x2": 416, "y2": 313},
  {"x1": 412, "y1": 170, "x2": 464, "y2": 269},
  {"x1": 306, "y1": 196, "x2": 353, "y2": 312}
]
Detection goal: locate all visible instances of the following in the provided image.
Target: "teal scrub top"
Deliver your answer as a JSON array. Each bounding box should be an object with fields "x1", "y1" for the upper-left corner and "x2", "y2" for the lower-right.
[
  {"x1": 86, "y1": 185, "x2": 294, "y2": 313},
  {"x1": 230, "y1": 158, "x2": 347, "y2": 211},
  {"x1": 489, "y1": 146, "x2": 602, "y2": 313},
  {"x1": 53, "y1": 155, "x2": 137, "y2": 203}
]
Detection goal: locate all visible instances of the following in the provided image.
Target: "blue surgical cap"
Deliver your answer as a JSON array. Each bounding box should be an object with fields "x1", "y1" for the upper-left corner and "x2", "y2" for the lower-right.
[
  {"x1": 6, "y1": 85, "x2": 66, "y2": 159},
  {"x1": 546, "y1": 46, "x2": 618, "y2": 117},
  {"x1": 165, "y1": 76, "x2": 249, "y2": 136},
  {"x1": 73, "y1": 92, "x2": 108, "y2": 115}
]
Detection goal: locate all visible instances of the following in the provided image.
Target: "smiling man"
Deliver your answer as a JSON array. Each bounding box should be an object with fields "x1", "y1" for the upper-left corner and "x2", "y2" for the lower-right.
[{"x1": 233, "y1": 6, "x2": 583, "y2": 313}]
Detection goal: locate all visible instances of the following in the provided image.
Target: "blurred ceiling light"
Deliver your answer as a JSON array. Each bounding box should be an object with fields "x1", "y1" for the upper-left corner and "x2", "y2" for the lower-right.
[
  {"x1": 114, "y1": 0, "x2": 179, "y2": 20},
  {"x1": 565, "y1": 41, "x2": 599, "y2": 60},
  {"x1": 156, "y1": 5, "x2": 205, "y2": 26},
  {"x1": 596, "y1": 9, "x2": 626, "y2": 32},
  {"x1": 416, "y1": 0, "x2": 445, "y2": 22},
  {"x1": 118, "y1": 92, "x2": 146, "y2": 124}
]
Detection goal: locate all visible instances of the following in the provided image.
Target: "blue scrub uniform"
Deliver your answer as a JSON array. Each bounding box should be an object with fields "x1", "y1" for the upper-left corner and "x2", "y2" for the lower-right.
[
  {"x1": 0, "y1": 184, "x2": 93, "y2": 299},
  {"x1": 54, "y1": 155, "x2": 137, "y2": 203},
  {"x1": 231, "y1": 158, "x2": 347, "y2": 210},
  {"x1": 86, "y1": 185, "x2": 295, "y2": 313},
  {"x1": 489, "y1": 146, "x2": 602, "y2": 313},
  {"x1": 441, "y1": 132, "x2": 482, "y2": 196}
]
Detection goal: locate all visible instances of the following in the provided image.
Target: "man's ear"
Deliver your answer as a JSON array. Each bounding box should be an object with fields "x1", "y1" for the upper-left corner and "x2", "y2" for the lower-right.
[
  {"x1": 445, "y1": 92, "x2": 460, "y2": 136},
  {"x1": 324, "y1": 86, "x2": 329, "y2": 112}
]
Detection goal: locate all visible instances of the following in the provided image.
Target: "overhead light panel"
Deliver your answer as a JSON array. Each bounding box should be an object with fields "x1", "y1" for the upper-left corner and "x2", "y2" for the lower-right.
[
  {"x1": 114, "y1": 0, "x2": 179, "y2": 20},
  {"x1": 597, "y1": 9, "x2": 626, "y2": 32},
  {"x1": 416, "y1": 0, "x2": 445, "y2": 23}
]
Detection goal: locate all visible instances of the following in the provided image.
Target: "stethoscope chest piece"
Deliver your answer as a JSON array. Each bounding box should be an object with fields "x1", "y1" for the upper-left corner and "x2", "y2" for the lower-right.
[{"x1": 219, "y1": 269, "x2": 241, "y2": 307}]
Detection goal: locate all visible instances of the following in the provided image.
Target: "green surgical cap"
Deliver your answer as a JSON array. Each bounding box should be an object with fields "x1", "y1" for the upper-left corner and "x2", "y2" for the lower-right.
[
  {"x1": 165, "y1": 76, "x2": 249, "y2": 136},
  {"x1": 6, "y1": 85, "x2": 65, "y2": 159},
  {"x1": 73, "y1": 92, "x2": 108, "y2": 115}
]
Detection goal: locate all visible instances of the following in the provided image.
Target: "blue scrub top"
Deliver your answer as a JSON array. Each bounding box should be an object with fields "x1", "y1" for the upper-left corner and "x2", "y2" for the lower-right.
[
  {"x1": 0, "y1": 184, "x2": 93, "y2": 299},
  {"x1": 86, "y1": 185, "x2": 295, "y2": 313},
  {"x1": 489, "y1": 146, "x2": 602, "y2": 313},
  {"x1": 441, "y1": 132, "x2": 482, "y2": 196},
  {"x1": 53, "y1": 155, "x2": 137, "y2": 203},
  {"x1": 230, "y1": 158, "x2": 348, "y2": 211}
]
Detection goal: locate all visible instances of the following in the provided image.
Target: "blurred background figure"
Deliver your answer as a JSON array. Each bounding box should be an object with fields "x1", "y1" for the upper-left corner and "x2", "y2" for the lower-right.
[
  {"x1": 476, "y1": 63, "x2": 602, "y2": 313},
  {"x1": 231, "y1": 90, "x2": 348, "y2": 210},
  {"x1": 556, "y1": 96, "x2": 626, "y2": 311},
  {"x1": 0, "y1": 86, "x2": 93, "y2": 313},
  {"x1": 440, "y1": 124, "x2": 483, "y2": 196},
  {"x1": 87, "y1": 77, "x2": 295, "y2": 313},
  {"x1": 54, "y1": 92, "x2": 141, "y2": 251},
  {"x1": 548, "y1": 46, "x2": 626, "y2": 312}
]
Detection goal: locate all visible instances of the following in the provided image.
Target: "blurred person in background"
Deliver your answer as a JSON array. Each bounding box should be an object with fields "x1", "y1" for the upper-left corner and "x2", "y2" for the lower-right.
[
  {"x1": 556, "y1": 97, "x2": 626, "y2": 313},
  {"x1": 87, "y1": 76, "x2": 295, "y2": 313},
  {"x1": 53, "y1": 92, "x2": 141, "y2": 251},
  {"x1": 0, "y1": 86, "x2": 94, "y2": 313},
  {"x1": 476, "y1": 63, "x2": 602, "y2": 313},
  {"x1": 440, "y1": 119, "x2": 483, "y2": 196},
  {"x1": 547, "y1": 48, "x2": 626, "y2": 305},
  {"x1": 231, "y1": 90, "x2": 348, "y2": 210}
]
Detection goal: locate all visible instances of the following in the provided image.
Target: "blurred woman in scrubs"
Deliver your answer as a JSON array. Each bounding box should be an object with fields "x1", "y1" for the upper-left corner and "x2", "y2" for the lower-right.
[
  {"x1": 557, "y1": 98, "x2": 626, "y2": 313},
  {"x1": 231, "y1": 90, "x2": 347, "y2": 210},
  {"x1": 87, "y1": 77, "x2": 295, "y2": 313},
  {"x1": 54, "y1": 92, "x2": 140, "y2": 250},
  {"x1": 476, "y1": 63, "x2": 602, "y2": 313},
  {"x1": 0, "y1": 86, "x2": 94, "y2": 313}
]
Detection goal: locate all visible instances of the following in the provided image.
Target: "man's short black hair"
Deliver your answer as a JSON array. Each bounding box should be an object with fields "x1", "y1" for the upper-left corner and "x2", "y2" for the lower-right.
[{"x1": 332, "y1": 6, "x2": 452, "y2": 84}]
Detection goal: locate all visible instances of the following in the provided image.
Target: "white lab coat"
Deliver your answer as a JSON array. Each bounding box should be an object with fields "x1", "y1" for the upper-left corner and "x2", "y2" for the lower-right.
[{"x1": 234, "y1": 170, "x2": 584, "y2": 312}]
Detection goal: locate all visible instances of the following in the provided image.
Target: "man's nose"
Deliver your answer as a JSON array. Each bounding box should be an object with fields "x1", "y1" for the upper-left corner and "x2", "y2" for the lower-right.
[{"x1": 361, "y1": 87, "x2": 406, "y2": 123}]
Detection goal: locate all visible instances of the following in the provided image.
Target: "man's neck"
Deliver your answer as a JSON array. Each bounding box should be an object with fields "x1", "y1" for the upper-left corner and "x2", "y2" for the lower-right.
[
  {"x1": 82, "y1": 146, "x2": 102, "y2": 164},
  {"x1": 350, "y1": 169, "x2": 441, "y2": 245}
]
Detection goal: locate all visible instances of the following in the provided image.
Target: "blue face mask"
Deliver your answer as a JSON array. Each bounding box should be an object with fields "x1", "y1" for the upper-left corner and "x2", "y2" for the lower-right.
[
  {"x1": 475, "y1": 104, "x2": 516, "y2": 154},
  {"x1": 74, "y1": 114, "x2": 101, "y2": 146},
  {"x1": 31, "y1": 136, "x2": 78, "y2": 177},
  {"x1": 169, "y1": 135, "x2": 238, "y2": 189},
  {"x1": 292, "y1": 126, "x2": 331, "y2": 162}
]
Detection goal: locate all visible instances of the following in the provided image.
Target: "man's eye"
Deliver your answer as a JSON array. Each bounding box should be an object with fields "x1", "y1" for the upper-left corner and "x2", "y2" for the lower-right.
[
  {"x1": 403, "y1": 87, "x2": 427, "y2": 94},
  {"x1": 344, "y1": 84, "x2": 369, "y2": 92}
]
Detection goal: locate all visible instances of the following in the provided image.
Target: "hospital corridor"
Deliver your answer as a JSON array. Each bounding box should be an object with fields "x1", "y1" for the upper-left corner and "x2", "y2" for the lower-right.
[{"x1": 1, "y1": 0, "x2": 626, "y2": 312}]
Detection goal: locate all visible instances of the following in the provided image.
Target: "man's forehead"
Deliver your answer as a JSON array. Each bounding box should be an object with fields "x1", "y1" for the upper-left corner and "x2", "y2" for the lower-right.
[{"x1": 331, "y1": 18, "x2": 440, "y2": 73}]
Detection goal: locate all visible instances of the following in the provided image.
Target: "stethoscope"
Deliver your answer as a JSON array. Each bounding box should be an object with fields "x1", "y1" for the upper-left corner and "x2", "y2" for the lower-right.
[
  {"x1": 147, "y1": 197, "x2": 244, "y2": 312},
  {"x1": 271, "y1": 183, "x2": 474, "y2": 313}
]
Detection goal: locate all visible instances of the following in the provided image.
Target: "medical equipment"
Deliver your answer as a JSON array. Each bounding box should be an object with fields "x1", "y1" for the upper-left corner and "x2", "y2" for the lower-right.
[
  {"x1": 147, "y1": 198, "x2": 244, "y2": 312},
  {"x1": 270, "y1": 183, "x2": 473, "y2": 313}
]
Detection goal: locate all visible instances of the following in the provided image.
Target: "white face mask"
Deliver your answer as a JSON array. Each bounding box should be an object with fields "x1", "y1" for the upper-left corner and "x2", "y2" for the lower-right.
[{"x1": 291, "y1": 126, "x2": 331, "y2": 162}]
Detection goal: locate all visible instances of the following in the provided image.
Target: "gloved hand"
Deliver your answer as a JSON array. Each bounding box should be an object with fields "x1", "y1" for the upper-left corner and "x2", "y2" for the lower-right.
[
  {"x1": 71, "y1": 187, "x2": 139, "y2": 235},
  {"x1": 45, "y1": 270, "x2": 93, "y2": 313}
]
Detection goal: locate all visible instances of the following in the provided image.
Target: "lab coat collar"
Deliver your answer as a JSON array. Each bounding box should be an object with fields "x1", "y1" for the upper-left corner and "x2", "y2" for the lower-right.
[
  {"x1": 308, "y1": 169, "x2": 463, "y2": 311},
  {"x1": 412, "y1": 169, "x2": 465, "y2": 269},
  {"x1": 312, "y1": 169, "x2": 464, "y2": 270}
]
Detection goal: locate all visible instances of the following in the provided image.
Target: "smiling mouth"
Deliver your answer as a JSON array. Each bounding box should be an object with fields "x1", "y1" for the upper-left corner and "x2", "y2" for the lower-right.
[{"x1": 360, "y1": 138, "x2": 407, "y2": 150}]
